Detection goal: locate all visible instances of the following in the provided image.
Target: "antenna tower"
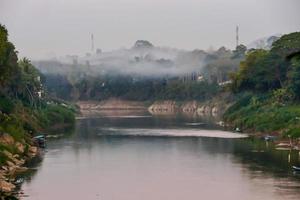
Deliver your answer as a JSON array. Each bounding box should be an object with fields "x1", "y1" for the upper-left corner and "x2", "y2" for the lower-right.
[
  {"x1": 91, "y1": 34, "x2": 94, "y2": 52},
  {"x1": 236, "y1": 26, "x2": 239, "y2": 47}
]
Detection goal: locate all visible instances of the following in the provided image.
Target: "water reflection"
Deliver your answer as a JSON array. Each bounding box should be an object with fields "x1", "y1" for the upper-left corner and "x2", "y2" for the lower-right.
[{"x1": 21, "y1": 113, "x2": 300, "y2": 200}]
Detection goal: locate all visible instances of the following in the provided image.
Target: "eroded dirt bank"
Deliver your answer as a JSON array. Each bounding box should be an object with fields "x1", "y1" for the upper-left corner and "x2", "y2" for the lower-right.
[
  {"x1": 0, "y1": 134, "x2": 39, "y2": 198},
  {"x1": 77, "y1": 98, "x2": 231, "y2": 120},
  {"x1": 148, "y1": 100, "x2": 231, "y2": 117},
  {"x1": 77, "y1": 99, "x2": 147, "y2": 110}
]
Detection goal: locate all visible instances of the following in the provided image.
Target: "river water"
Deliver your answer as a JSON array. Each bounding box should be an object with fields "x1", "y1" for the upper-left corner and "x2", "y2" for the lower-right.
[{"x1": 21, "y1": 112, "x2": 300, "y2": 200}]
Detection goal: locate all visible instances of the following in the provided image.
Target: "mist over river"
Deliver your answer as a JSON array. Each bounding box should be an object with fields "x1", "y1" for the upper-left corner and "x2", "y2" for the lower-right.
[{"x1": 21, "y1": 112, "x2": 300, "y2": 200}]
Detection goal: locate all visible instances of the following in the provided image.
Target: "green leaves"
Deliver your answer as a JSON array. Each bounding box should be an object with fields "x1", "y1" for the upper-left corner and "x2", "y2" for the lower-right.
[
  {"x1": 209, "y1": 33, "x2": 300, "y2": 138},
  {"x1": 16, "y1": 58, "x2": 42, "y2": 105},
  {"x1": 0, "y1": 24, "x2": 8, "y2": 66},
  {"x1": 287, "y1": 55, "x2": 300, "y2": 99},
  {"x1": 230, "y1": 49, "x2": 273, "y2": 92},
  {"x1": 0, "y1": 25, "x2": 18, "y2": 88},
  {"x1": 271, "y1": 32, "x2": 300, "y2": 58},
  {"x1": 230, "y1": 32, "x2": 300, "y2": 95}
]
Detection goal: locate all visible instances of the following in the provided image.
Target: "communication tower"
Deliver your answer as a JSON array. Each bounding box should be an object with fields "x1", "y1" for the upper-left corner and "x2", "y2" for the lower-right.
[
  {"x1": 236, "y1": 26, "x2": 239, "y2": 47},
  {"x1": 91, "y1": 34, "x2": 94, "y2": 52}
]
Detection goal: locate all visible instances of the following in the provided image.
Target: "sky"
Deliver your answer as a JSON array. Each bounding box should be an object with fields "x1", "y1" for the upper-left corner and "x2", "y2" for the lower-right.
[{"x1": 0, "y1": 0, "x2": 299, "y2": 59}]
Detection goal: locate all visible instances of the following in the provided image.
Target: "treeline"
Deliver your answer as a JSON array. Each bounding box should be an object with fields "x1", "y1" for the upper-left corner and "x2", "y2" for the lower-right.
[
  {"x1": 44, "y1": 74, "x2": 220, "y2": 101},
  {"x1": 0, "y1": 23, "x2": 75, "y2": 158},
  {"x1": 40, "y1": 44, "x2": 247, "y2": 101},
  {"x1": 225, "y1": 32, "x2": 300, "y2": 138}
]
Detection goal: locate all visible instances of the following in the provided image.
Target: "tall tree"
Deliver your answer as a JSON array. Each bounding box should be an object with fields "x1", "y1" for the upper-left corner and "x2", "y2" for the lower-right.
[{"x1": 0, "y1": 24, "x2": 18, "y2": 90}]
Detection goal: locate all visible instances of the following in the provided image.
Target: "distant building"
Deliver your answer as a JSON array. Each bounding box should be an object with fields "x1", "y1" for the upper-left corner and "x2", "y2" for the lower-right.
[
  {"x1": 72, "y1": 58, "x2": 78, "y2": 65},
  {"x1": 96, "y1": 48, "x2": 102, "y2": 54},
  {"x1": 218, "y1": 80, "x2": 232, "y2": 86},
  {"x1": 197, "y1": 75, "x2": 204, "y2": 82},
  {"x1": 37, "y1": 91, "x2": 42, "y2": 98},
  {"x1": 36, "y1": 76, "x2": 43, "y2": 98},
  {"x1": 181, "y1": 72, "x2": 203, "y2": 83}
]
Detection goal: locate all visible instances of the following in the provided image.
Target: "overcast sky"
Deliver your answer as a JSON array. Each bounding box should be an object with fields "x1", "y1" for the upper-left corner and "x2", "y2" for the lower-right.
[{"x1": 0, "y1": 0, "x2": 299, "y2": 59}]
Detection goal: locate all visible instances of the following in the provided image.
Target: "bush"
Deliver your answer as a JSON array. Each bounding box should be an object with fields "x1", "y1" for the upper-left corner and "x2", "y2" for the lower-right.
[
  {"x1": 0, "y1": 96, "x2": 14, "y2": 114},
  {"x1": 0, "y1": 112, "x2": 27, "y2": 142},
  {"x1": 37, "y1": 104, "x2": 75, "y2": 129},
  {"x1": 284, "y1": 127, "x2": 300, "y2": 138},
  {"x1": 224, "y1": 92, "x2": 300, "y2": 137}
]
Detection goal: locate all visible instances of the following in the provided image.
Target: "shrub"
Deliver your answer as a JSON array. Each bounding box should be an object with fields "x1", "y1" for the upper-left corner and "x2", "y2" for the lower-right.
[
  {"x1": 284, "y1": 127, "x2": 300, "y2": 138},
  {"x1": 0, "y1": 96, "x2": 14, "y2": 114},
  {"x1": 37, "y1": 104, "x2": 75, "y2": 128}
]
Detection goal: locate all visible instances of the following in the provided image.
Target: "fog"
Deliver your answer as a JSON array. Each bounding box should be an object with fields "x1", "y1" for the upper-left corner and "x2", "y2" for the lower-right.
[
  {"x1": 34, "y1": 40, "x2": 209, "y2": 78},
  {"x1": 1, "y1": 0, "x2": 300, "y2": 60}
]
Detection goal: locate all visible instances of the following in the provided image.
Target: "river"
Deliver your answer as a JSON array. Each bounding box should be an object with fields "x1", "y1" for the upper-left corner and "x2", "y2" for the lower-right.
[{"x1": 20, "y1": 112, "x2": 300, "y2": 200}]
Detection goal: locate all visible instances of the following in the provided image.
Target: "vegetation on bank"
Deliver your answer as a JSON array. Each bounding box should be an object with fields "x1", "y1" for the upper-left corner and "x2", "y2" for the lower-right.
[
  {"x1": 225, "y1": 32, "x2": 300, "y2": 138},
  {"x1": 0, "y1": 24, "x2": 75, "y2": 167}
]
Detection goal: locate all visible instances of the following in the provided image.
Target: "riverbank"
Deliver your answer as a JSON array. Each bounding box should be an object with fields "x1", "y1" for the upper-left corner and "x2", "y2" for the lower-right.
[
  {"x1": 78, "y1": 99, "x2": 147, "y2": 110},
  {"x1": 0, "y1": 102, "x2": 76, "y2": 199},
  {"x1": 223, "y1": 96, "x2": 300, "y2": 150},
  {"x1": 76, "y1": 98, "x2": 300, "y2": 150},
  {"x1": 148, "y1": 100, "x2": 230, "y2": 117},
  {"x1": 0, "y1": 24, "x2": 76, "y2": 199},
  {"x1": 77, "y1": 96, "x2": 232, "y2": 119},
  {"x1": 0, "y1": 133, "x2": 39, "y2": 199}
]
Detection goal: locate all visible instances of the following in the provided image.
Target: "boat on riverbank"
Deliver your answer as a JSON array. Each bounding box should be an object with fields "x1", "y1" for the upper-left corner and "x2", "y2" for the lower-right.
[
  {"x1": 292, "y1": 166, "x2": 300, "y2": 171},
  {"x1": 33, "y1": 135, "x2": 46, "y2": 148}
]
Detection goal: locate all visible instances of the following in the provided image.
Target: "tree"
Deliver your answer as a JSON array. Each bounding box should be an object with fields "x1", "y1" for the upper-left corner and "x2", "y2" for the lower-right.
[
  {"x1": 287, "y1": 54, "x2": 300, "y2": 99},
  {"x1": 15, "y1": 58, "x2": 42, "y2": 106},
  {"x1": 230, "y1": 49, "x2": 270, "y2": 92},
  {"x1": 0, "y1": 24, "x2": 18, "y2": 90},
  {"x1": 232, "y1": 44, "x2": 247, "y2": 59},
  {"x1": 271, "y1": 32, "x2": 300, "y2": 58}
]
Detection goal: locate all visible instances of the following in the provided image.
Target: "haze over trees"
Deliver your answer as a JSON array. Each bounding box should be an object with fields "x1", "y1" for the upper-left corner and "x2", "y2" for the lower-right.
[{"x1": 35, "y1": 40, "x2": 247, "y2": 101}]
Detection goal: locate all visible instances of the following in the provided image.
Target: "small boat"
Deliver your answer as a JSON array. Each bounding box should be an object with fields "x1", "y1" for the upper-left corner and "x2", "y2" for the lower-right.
[
  {"x1": 33, "y1": 135, "x2": 46, "y2": 148},
  {"x1": 292, "y1": 166, "x2": 300, "y2": 171},
  {"x1": 14, "y1": 178, "x2": 24, "y2": 185},
  {"x1": 276, "y1": 142, "x2": 291, "y2": 147},
  {"x1": 235, "y1": 127, "x2": 241, "y2": 132},
  {"x1": 185, "y1": 122, "x2": 205, "y2": 126},
  {"x1": 264, "y1": 135, "x2": 277, "y2": 141},
  {"x1": 276, "y1": 147, "x2": 291, "y2": 151}
]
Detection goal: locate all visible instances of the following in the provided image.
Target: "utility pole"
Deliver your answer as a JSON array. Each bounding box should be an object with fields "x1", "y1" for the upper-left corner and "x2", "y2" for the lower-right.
[
  {"x1": 236, "y1": 25, "x2": 239, "y2": 48},
  {"x1": 91, "y1": 33, "x2": 94, "y2": 53}
]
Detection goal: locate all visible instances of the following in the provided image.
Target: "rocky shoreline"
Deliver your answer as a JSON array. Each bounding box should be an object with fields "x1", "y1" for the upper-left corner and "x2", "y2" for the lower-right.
[
  {"x1": 148, "y1": 100, "x2": 230, "y2": 117},
  {"x1": 77, "y1": 99, "x2": 147, "y2": 110},
  {"x1": 77, "y1": 98, "x2": 230, "y2": 117},
  {"x1": 0, "y1": 133, "x2": 39, "y2": 199}
]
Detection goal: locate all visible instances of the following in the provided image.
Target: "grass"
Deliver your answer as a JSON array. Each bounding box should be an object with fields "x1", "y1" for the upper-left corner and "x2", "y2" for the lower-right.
[
  {"x1": 37, "y1": 104, "x2": 75, "y2": 131},
  {"x1": 224, "y1": 93, "x2": 300, "y2": 137}
]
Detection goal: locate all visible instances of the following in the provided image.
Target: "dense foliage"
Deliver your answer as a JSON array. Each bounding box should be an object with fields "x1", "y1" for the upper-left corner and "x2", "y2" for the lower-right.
[
  {"x1": 0, "y1": 24, "x2": 75, "y2": 145},
  {"x1": 225, "y1": 32, "x2": 300, "y2": 137},
  {"x1": 68, "y1": 76, "x2": 220, "y2": 101}
]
